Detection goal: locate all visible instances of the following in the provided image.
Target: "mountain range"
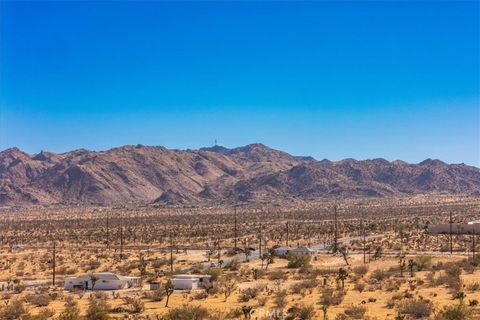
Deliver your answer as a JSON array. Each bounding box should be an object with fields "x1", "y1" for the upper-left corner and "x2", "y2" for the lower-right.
[{"x1": 1, "y1": 143, "x2": 479, "y2": 206}]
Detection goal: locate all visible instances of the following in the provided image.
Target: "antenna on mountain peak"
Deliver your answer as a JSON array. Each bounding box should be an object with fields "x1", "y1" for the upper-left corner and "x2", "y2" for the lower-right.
[{"x1": 214, "y1": 139, "x2": 218, "y2": 146}]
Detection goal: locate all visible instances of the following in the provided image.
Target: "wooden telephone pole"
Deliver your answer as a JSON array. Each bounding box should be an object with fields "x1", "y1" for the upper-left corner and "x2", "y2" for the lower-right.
[
  {"x1": 106, "y1": 212, "x2": 110, "y2": 250},
  {"x1": 449, "y1": 211, "x2": 453, "y2": 255},
  {"x1": 52, "y1": 241, "x2": 56, "y2": 287},
  {"x1": 170, "y1": 233, "x2": 174, "y2": 273},
  {"x1": 473, "y1": 228, "x2": 476, "y2": 262},
  {"x1": 259, "y1": 223, "x2": 262, "y2": 258},
  {"x1": 362, "y1": 213, "x2": 367, "y2": 264},
  {"x1": 234, "y1": 206, "x2": 238, "y2": 251},
  {"x1": 120, "y1": 227, "x2": 124, "y2": 260},
  {"x1": 333, "y1": 205, "x2": 338, "y2": 253},
  {"x1": 286, "y1": 221, "x2": 289, "y2": 247}
]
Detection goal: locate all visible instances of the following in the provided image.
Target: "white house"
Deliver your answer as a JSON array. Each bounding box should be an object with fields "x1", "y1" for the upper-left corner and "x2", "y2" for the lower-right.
[
  {"x1": 427, "y1": 221, "x2": 480, "y2": 235},
  {"x1": 171, "y1": 274, "x2": 211, "y2": 290},
  {"x1": 64, "y1": 272, "x2": 141, "y2": 291},
  {"x1": 291, "y1": 246, "x2": 316, "y2": 255},
  {"x1": 273, "y1": 246, "x2": 292, "y2": 257}
]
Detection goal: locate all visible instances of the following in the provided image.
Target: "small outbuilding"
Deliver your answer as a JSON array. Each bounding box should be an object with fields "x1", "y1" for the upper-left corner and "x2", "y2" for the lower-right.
[
  {"x1": 427, "y1": 221, "x2": 480, "y2": 235},
  {"x1": 273, "y1": 246, "x2": 292, "y2": 257},
  {"x1": 171, "y1": 274, "x2": 211, "y2": 290},
  {"x1": 64, "y1": 272, "x2": 141, "y2": 291},
  {"x1": 291, "y1": 246, "x2": 316, "y2": 255}
]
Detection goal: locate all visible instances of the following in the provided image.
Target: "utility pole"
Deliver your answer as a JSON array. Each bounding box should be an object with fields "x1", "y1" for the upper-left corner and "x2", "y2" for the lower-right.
[
  {"x1": 259, "y1": 223, "x2": 262, "y2": 258},
  {"x1": 234, "y1": 206, "x2": 237, "y2": 252},
  {"x1": 449, "y1": 211, "x2": 453, "y2": 255},
  {"x1": 52, "y1": 241, "x2": 56, "y2": 287},
  {"x1": 170, "y1": 233, "x2": 174, "y2": 273},
  {"x1": 362, "y1": 214, "x2": 366, "y2": 264},
  {"x1": 106, "y1": 212, "x2": 110, "y2": 250},
  {"x1": 333, "y1": 205, "x2": 338, "y2": 253},
  {"x1": 120, "y1": 227, "x2": 124, "y2": 260},
  {"x1": 286, "y1": 221, "x2": 289, "y2": 247},
  {"x1": 473, "y1": 227, "x2": 476, "y2": 262},
  {"x1": 217, "y1": 238, "x2": 221, "y2": 264}
]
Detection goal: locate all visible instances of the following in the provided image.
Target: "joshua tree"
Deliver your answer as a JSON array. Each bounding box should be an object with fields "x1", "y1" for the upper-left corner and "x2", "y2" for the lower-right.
[
  {"x1": 454, "y1": 291, "x2": 467, "y2": 304},
  {"x1": 138, "y1": 254, "x2": 148, "y2": 277},
  {"x1": 408, "y1": 259, "x2": 416, "y2": 277},
  {"x1": 164, "y1": 279, "x2": 174, "y2": 307},
  {"x1": 373, "y1": 246, "x2": 383, "y2": 260},
  {"x1": 242, "y1": 239, "x2": 251, "y2": 262},
  {"x1": 338, "y1": 246, "x2": 349, "y2": 266},
  {"x1": 321, "y1": 304, "x2": 329, "y2": 320},
  {"x1": 398, "y1": 255, "x2": 406, "y2": 277},
  {"x1": 89, "y1": 274, "x2": 99, "y2": 291},
  {"x1": 337, "y1": 268, "x2": 348, "y2": 289},
  {"x1": 220, "y1": 276, "x2": 237, "y2": 301},
  {"x1": 206, "y1": 247, "x2": 215, "y2": 262},
  {"x1": 241, "y1": 305, "x2": 254, "y2": 319},
  {"x1": 262, "y1": 249, "x2": 275, "y2": 270}
]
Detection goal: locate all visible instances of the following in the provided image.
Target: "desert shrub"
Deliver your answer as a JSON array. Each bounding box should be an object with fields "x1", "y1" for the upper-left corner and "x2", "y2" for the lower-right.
[
  {"x1": 165, "y1": 304, "x2": 209, "y2": 320},
  {"x1": 238, "y1": 285, "x2": 264, "y2": 302},
  {"x1": 25, "y1": 293, "x2": 51, "y2": 307},
  {"x1": 397, "y1": 298, "x2": 433, "y2": 319},
  {"x1": 466, "y1": 282, "x2": 480, "y2": 292},
  {"x1": 370, "y1": 269, "x2": 388, "y2": 282},
  {"x1": 23, "y1": 308, "x2": 55, "y2": 320},
  {"x1": 286, "y1": 303, "x2": 316, "y2": 320},
  {"x1": 268, "y1": 270, "x2": 288, "y2": 281},
  {"x1": 335, "y1": 305, "x2": 367, "y2": 320},
  {"x1": 436, "y1": 265, "x2": 462, "y2": 293},
  {"x1": 14, "y1": 284, "x2": 26, "y2": 293},
  {"x1": 290, "y1": 279, "x2": 317, "y2": 295},
  {"x1": 274, "y1": 290, "x2": 288, "y2": 309},
  {"x1": 354, "y1": 281, "x2": 366, "y2": 292},
  {"x1": 204, "y1": 267, "x2": 223, "y2": 282},
  {"x1": 85, "y1": 297, "x2": 110, "y2": 320},
  {"x1": 57, "y1": 297, "x2": 82, "y2": 320},
  {"x1": 227, "y1": 307, "x2": 244, "y2": 318},
  {"x1": 123, "y1": 296, "x2": 145, "y2": 314},
  {"x1": 434, "y1": 303, "x2": 472, "y2": 320},
  {"x1": 414, "y1": 255, "x2": 432, "y2": 271},
  {"x1": 193, "y1": 290, "x2": 209, "y2": 300},
  {"x1": 319, "y1": 287, "x2": 346, "y2": 306},
  {"x1": 469, "y1": 299, "x2": 478, "y2": 306},
  {"x1": 225, "y1": 258, "x2": 240, "y2": 271},
  {"x1": 251, "y1": 268, "x2": 265, "y2": 280},
  {"x1": 257, "y1": 295, "x2": 268, "y2": 307},
  {"x1": 144, "y1": 287, "x2": 165, "y2": 301},
  {"x1": 0, "y1": 300, "x2": 27, "y2": 320},
  {"x1": 286, "y1": 253, "x2": 311, "y2": 269},
  {"x1": 353, "y1": 265, "x2": 369, "y2": 277},
  {"x1": 383, "y1": 279, "x2": 401, "y2": 292}
]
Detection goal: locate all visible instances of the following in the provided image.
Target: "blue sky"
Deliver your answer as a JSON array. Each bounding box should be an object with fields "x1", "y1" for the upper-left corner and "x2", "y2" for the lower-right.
[{"x1": 0, "y1": 1, "x2": 479, "y2": 166}]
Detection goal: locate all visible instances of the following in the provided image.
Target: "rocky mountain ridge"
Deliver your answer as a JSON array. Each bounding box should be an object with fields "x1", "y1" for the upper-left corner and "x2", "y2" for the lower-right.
[{"x1": 1, "y1": 143, "x2": 479, "y2": 206}]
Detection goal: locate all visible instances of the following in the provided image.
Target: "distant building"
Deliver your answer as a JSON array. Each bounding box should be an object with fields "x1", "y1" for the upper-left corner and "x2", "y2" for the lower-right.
[
  {"x1": 426, "y1": 221, "x2": 480, "y2": 235},
  {"x1": 273, "y1": 246, "x2": 292, "y2": 257},
  {"x1": 171, "y1": 274, "x2": 211, "y2": 290},
  {"x1": 64, "y1": 272, "x2": 141, "y2": 290},
  {"x1": 291, "y1": 246, "x2": 316, "y2": 255}
]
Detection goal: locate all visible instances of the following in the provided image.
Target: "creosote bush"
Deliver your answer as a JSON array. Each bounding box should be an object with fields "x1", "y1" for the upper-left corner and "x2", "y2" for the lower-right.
[{"x1": 164, "y1": 304, "x2": 209, "y2": 320}]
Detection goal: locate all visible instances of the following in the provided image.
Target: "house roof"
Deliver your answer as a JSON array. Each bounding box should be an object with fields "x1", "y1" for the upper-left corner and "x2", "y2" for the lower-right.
[
  {"x1": 274, "y1": 246, "x2": 292, "y2": 251},
  {"x1": 65, "y1": 272, "x2": 133, "y2": 281},
  {"x1": 172, "y1": 274, "x2": 211, "y2": 279},
  {"x1": 292, "y1": 246, "x2": 315, "y2": 253}
]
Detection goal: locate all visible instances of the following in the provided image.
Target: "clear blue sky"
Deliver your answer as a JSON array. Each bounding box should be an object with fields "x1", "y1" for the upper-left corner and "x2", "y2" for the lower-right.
[{"x1": 0, "y1": 1, "x2": 479, "y2": 166}]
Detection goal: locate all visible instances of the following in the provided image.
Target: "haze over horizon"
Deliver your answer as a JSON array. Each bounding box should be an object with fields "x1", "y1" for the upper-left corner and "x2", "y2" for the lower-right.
[{"x1": 1, "y1": 1, "x2": 479, "y2": 166}]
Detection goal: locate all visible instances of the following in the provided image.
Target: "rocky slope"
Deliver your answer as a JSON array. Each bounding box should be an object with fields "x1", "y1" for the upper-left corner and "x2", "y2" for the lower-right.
[{"x1": 0, "y1": 144, "x2": 479, "y2": 206}]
